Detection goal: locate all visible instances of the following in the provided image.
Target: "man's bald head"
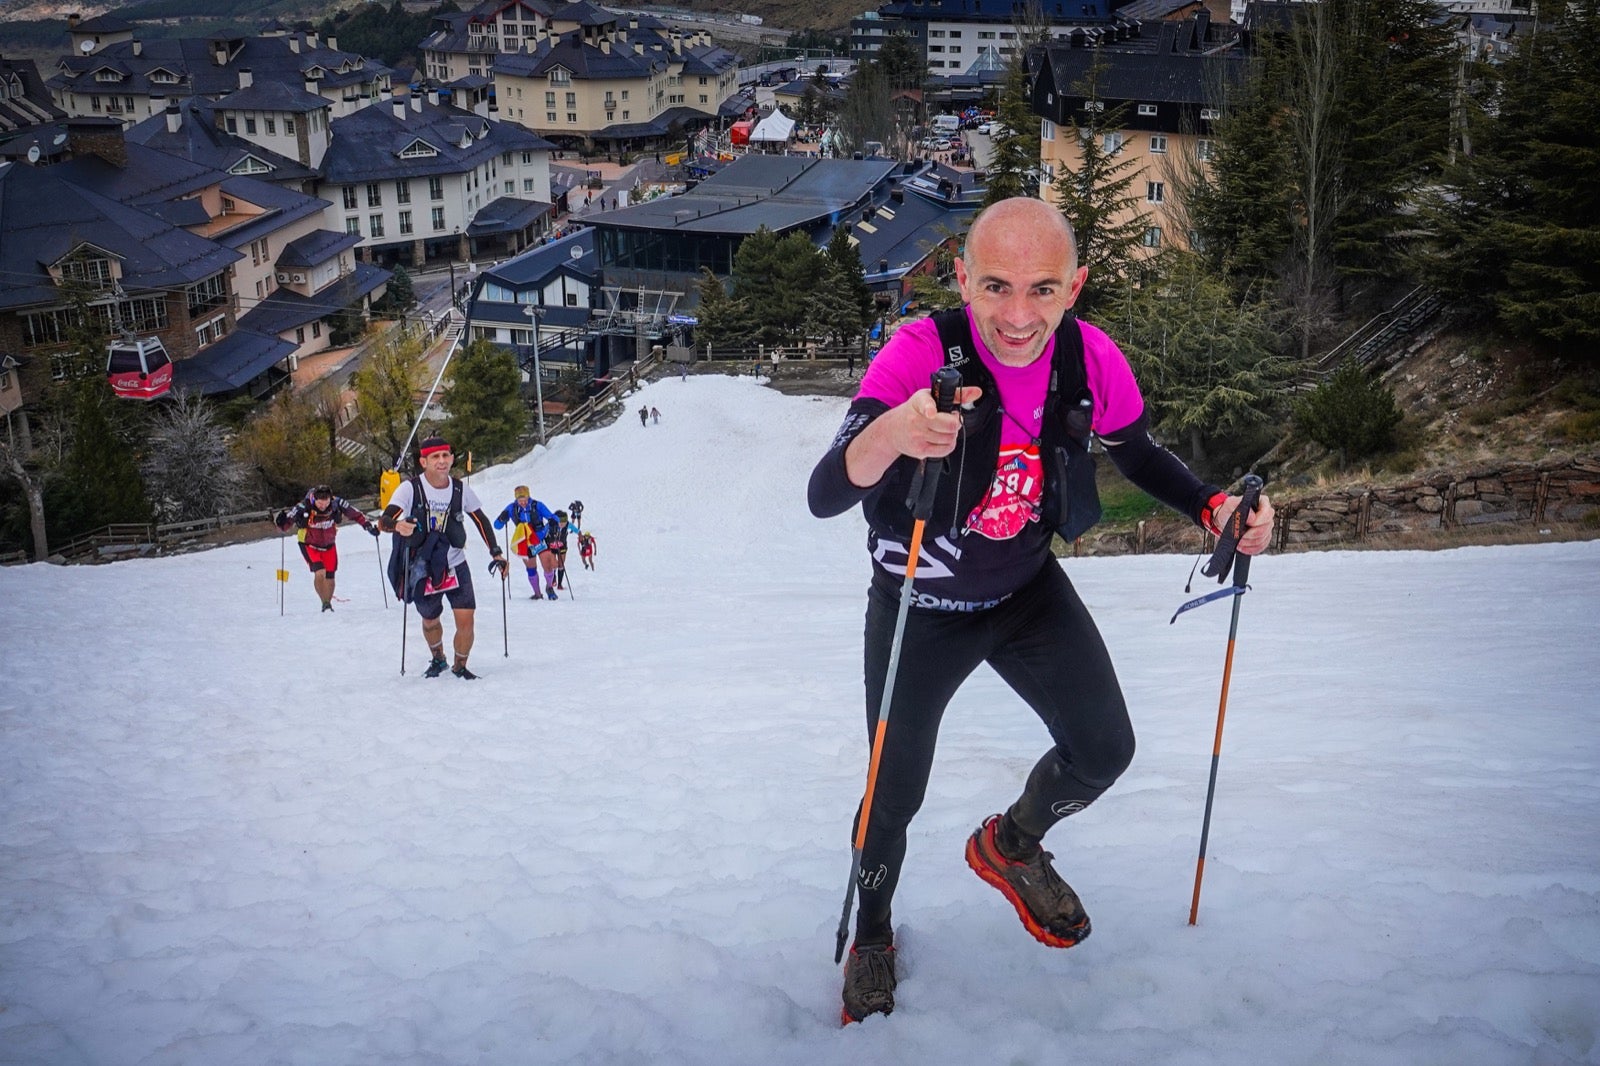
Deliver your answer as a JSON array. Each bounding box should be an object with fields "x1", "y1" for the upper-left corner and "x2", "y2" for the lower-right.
[{"x1": 964, "y1": 197, "x2": 1079, "y2": 277}]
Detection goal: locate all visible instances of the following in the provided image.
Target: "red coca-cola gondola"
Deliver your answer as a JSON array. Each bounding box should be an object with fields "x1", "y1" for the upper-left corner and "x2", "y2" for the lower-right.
[{"x1": 106, "y1": 336, "x2": 173, "y2": 400}]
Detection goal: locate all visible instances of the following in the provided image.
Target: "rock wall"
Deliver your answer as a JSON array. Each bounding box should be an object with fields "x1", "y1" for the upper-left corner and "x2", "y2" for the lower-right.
[{"x1": 1071, "y1": 455, "x2": 1600, "y2": 556}]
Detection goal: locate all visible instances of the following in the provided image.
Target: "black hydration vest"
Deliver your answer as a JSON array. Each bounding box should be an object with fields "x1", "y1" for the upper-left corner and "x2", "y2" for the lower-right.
[
  {"x1": 863, "y1": 310, "x2": 1103, "y2": 545},
  {"x1": 402, "y1": 475, "x2": 468, "y2": 549}
]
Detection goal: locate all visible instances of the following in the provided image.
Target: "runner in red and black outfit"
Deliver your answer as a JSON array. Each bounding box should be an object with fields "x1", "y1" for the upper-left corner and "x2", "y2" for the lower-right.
[{"x1": 276, "y1": 485, "x2": 380, "y2": 612}]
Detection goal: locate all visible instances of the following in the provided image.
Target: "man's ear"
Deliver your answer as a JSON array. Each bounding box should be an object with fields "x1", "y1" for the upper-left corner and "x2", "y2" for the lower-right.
[
  {"x1": 953, "y1": 256, "x2": 971, "y2": 303},
  {"x1": 1065, "y1": 264, "x2": 1088, "y2": 308}
]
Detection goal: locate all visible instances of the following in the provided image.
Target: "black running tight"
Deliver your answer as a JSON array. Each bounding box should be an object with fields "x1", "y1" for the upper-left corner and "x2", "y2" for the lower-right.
[{"x1": 852, "y1": 560, "x2": 1135, "y2": 943}]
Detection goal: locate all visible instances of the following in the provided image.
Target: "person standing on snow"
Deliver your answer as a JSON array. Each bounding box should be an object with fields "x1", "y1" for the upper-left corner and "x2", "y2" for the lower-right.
[
  {"x1": 379, "y1": 437, "x2": 508, "y2": 679},
  {"x1": 639, "y1": 404, "x2": 649, "y2": 427},
  {"x1": 544, "y1": 510, "x2": 573, "y2": 590},
  {"x1": 492, "y1": 485, "x2": 557, "y2": 599},
  {"x1": 577, "y1": 530, "x2": 597, "y2": 570},
  {"x1": 807, "y1": 197, "x2": 1276, "y2": 1023},
  {"x1": 650, "y1": 406, "x2": 661, "y2": 425},
  {"x1": 276, "y1": 485, "x2": 379, "y2": 612}
]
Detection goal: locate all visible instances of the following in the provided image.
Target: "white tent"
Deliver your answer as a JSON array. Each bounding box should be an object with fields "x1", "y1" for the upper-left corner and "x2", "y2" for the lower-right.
[{"x1": 749, "y1": 107, "x2": 796, "y2": 143}]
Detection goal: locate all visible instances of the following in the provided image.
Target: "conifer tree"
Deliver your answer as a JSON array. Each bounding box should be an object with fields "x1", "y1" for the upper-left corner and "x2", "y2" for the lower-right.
[
  {"x1": 1420, "y1": 1, "x2": 1600, "y2": 356},
  {"x1": 1050, "y1": 56, "x2": 1149, "y2": 316},
  {"x1": 445, "y1": 339, "x2": 524, "y2": 461}
]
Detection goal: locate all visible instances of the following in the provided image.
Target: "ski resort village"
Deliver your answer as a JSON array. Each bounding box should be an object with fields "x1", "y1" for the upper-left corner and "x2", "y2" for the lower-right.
[{"x1": 1, "y1": 0, "x2": 1598, "y2": 1062}]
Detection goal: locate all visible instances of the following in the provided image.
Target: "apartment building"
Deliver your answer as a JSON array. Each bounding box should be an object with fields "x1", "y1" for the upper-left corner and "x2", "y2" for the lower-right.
[
  {"x1": 48, "y1": 23, "x2": 392, "y2": 128},
  {"x1": 1030, "y1": 14, "x2": 1242, "y2": 256},
  {"x1": 319, "y1": 93, "x2": 556, "y2": 267},
  {"x1": 424, "y1": 0, "x2": 741, "y2": 150}
]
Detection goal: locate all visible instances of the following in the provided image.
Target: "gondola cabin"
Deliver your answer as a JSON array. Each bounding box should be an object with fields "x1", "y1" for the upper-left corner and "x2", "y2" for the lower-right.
[{"x1": 106, "y1": 336, "x2": 173, "y2": 400}]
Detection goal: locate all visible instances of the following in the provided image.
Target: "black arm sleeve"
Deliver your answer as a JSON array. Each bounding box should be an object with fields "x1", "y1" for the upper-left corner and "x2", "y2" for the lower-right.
[
  {"x1": 1099, "y1": 411, "x2": 1222, "y2": 528},
  {"x1": 807, "y1": 399, "x2": 890, "y2": 518},
  {"x1": 469, "y1": 508, "x2": 500, "y2": 551}
]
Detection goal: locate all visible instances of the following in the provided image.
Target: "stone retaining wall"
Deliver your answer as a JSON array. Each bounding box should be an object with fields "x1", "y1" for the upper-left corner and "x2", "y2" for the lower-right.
[{"x1": 1071, "y1": 455, "x2": 1600, "y2": 556}]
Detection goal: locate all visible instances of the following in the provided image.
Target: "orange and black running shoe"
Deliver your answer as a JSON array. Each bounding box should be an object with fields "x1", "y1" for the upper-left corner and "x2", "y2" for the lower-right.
[{"x1": 965, "y1": 814, "x2": 1091, "y2": 949}]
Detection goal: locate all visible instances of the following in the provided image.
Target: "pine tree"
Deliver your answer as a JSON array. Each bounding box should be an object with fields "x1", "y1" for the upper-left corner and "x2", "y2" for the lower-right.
[
  {"x1": 982, "y1": 42, "x2": 1044, "y2": 206},
  {"x1": 1294, "y1": 359, "x2": 1402, "y2": 465},
  {"x1": 444, "y1": 339, "x2": 524, "y2": 461},
  {"x1": 1050, "y1": 56, "x2": 1150, "y2": 316},
  {"x1": 1420, "y1": 1, "x2": 1600, "y2": 357},
  {"x1": 1188, "y1": 50, "x2": 1295, "y2": 285},
  {"x1": 693, "y1": 267, "x2": 753, "y2": 350},
  {"x1": 43, "y1": 380, "x2": 153, "y2": 544},
  {"x1": 1109, "y1": 251, "x2": 1289, "y2": 463}
]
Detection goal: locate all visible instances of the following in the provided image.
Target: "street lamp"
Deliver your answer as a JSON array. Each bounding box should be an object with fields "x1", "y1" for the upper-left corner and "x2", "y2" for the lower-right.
[{"x1": 523, "y1": 303, "x2": 546, "y2": 445}]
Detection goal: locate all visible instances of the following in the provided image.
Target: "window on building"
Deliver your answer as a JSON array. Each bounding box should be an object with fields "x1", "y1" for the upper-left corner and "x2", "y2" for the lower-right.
[
  {"x1": 296, "y1": 327, "x2": 306, "y2": 344},
  {"x1": 396, "y1": 179, "x2": 411, "y2": 204},
  {"x1": 312, "y1": 321, "x2": 321, "y2": 337},
  {"x1": 343, "y1": 187, "x2": 358, "y2": 209},
  {"x1": 1138, "y1": 103, "x2": 1157, "y2": 117},
  {"x1": 369, "y1": 214, "x2": 385, "y2": 238},
  {"x1": 285, "y1": 116, "x2": 295, "y2": 133},
  {"x1": 265, "y1": 117, "x2": 276, "y2": 135},
  {"x1": 225, "y1": 116, "x2": 237, "y2": 133},
  {"x1": 59, "y1": 254, "x2": 114, "y2": 289},
  {"x1": 245, "y1": 117, "x2": 257, "y2": 135},
  {"x1": 1197, "y1": 138, "x2": 1213, "y2": 162},
  {"x1": 567, "y1": 112, "x2": 576, "y2": 123},
  {"x1": 366, "y1": 183, "x2": 382, "y2": 207},
  {"x1": 399, "y1": 210, "x2": 413, "y2": 234},
  {"x1": 1142, "y1": 226, "x2": 1162, "y2": 248},
  {"x1": 431, "y1": 207, "x2": 446, "y2": 230},
  {"x1": 1150, "y1": 134, "x2": 1167, "y2": 154},
  {"x1": 346, "y1": 216, "x2": 361, "y2": 234},
  {"x1": 429, "y1": 177, "x2": 444, "y2": 200},
  {"x1": 186, "y1": 273, "x2": 228, "y2": 317},
  {"x1": 1103, "y1": 131, "x2": 1124, "y2": 153},
  {"x1": 565, "y1": 92, "x2": 576, "y2": 108},
  {"x1": 545, "y1": 91, "x2": 556, "y2": 107},
  {"x1": 547, "y1": 112, "x2": 557, "y2": 123},
  {"x1": 523, "y1": 178, "x2": 536, "y2": 193},
  {"x1": 1200, "y1": 107, "x2": 1219, "y2": 120},
  {"x1": 1147, "y1": 181, "x2": 1164, "y2": 204},
  {"x1": 1042, "y1": 119, "x2": 1056, "y2": 141}
]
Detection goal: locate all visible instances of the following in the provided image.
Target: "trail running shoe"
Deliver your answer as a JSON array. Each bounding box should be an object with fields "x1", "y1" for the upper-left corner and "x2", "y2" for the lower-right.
[
  {"x1": 452, "y1": 664, "x2": 479, "y2": 680},
  {"x1": 422, "y1": 658, "x2": 450, "y2": 678},
  {"x1": 546, "y1": 588, "x2": 559, "y2": 601},
  {"x1": 840, "y1": 940, "x2": 897, "y2": 1025},
  {"x1": 321, "y1": 602, "x2": 334, "y2": 612},
  {"x1": 965, "y1": 814, "x2": 1091, "y2": 948}
]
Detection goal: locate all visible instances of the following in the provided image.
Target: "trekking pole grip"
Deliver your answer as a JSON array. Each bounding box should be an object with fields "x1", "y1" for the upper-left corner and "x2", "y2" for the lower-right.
[
  {"x1": 910, "y1": 367, "x2": 964, "y2": 520},
  {"x1": 1231, "y1": 475, "x2": 1262, "y2": 587}
]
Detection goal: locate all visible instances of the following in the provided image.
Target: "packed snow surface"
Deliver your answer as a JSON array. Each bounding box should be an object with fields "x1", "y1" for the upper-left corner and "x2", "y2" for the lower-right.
[{"x1": 3, "y1": 376, "x2": 1598, "y2": 1065}]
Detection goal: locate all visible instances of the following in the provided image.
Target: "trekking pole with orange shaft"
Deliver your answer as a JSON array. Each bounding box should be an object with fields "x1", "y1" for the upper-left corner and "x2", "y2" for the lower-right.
[
  {"x1": 833, "y1": 366, "x2": 962, "y2": 964},
  {"x1": 1186, "y1": 474, "x2": 1263, "y2": 925}
]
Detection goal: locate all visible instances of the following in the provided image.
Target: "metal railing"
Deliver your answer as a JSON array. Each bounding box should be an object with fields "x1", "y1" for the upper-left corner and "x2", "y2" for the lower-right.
[{"x1": 1306, "y1": 286, "x2": 1447, "y2": 380}]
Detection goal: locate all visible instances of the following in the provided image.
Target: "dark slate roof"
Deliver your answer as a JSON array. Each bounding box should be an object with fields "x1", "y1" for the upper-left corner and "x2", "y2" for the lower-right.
[
  {"x1": 849, "y1": 190, "x2": 975, "y2": 280},
  {"x1": 466, "y1": 195, "x2": 552, "y2": 236},
  {"x1": 1035, "y1": 29, "x2": 1244, "y2": 108},
  {"x1": 0, "y1": 160, "x2": 241, "y2": 313},
  {"x1": 214, "y1": 176, "x2": 328, "y2": 246},
  {"x1": 590, "y1": 104, "x2": 710, "y2": 141},
  {"x1": 586, "y1": 155, "x2": 897, "y2": 236},
  {"x1": 51, "y1": 139, "x2": 218, "y2": 210},
  {"x1": 236, "y1": 263, "x2": 390, "y2": 336},
  {"x1": 320, "y1": 100, "x2": 553, "y2": 184},
  {"x1": 124, "y1": 98, "x2": 318, "y2": 186},
  {"x1": 493, "y1": 32, "x2": 667, "y2": 81},
  {"x1": 0, "y1": 123, "x2": 72, "y2": 164},
  {"x1": 678, "y1": 41, "x2": 740, "y2": 78},
  {"x1": 277, "y1": 229, "x2": 361, "y2": 269},
  {"x1": 213, "y1": 80, "x2": 330, "y2": 113},
  {"x1": 48, "y1": 32, "x2": 391, "y2": 101},
  {"x1": 480, "y1": 228, "x2": 596, "y2": 287},
  {"x1": 0, "y1": 57, "x2": 67, "y2": 140},
  {"x1": 74, "y1": 14, "x2": 133, "y2": 32},
  {"x1": 870, "y1": 0, "x2": 1118, "y2": 22},
  {"x1": 556, "y1": 1, "x2": 617, "y2": 27},
  {"x1": 170, "y1": 329, "x2": 296, "y2": 395}
]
